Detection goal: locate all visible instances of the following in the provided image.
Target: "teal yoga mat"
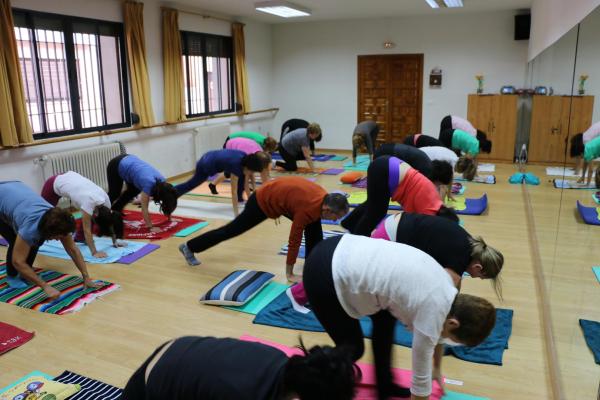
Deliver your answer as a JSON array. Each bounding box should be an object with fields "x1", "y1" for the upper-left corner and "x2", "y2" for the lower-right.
[
  {"x1": 330, "y1": 155, "x2": 348, "y2": 161},
  {"x1": 174, "y1": 221, "x2": 209, "y2": 237},
  {"x1": 593, "y1": 266, "x2": 600, "y2": 283},
  {"x1": 224, "y1": 281, "x2": 289, "y2": 315},
  {"x1": 442, "y1": 391, "x2": 490, "y2": 400}
]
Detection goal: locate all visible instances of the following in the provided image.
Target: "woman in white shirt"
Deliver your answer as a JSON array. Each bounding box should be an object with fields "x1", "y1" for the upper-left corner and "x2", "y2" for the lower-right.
[
  {"x1": 41, "y1": 171, "x2": 124, "y2": 258},
  {"x1": 303, "y1": 234, "x2": 496, "y2": 400}
]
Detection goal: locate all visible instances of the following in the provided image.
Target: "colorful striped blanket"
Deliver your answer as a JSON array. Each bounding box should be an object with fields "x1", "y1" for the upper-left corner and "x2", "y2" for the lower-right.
[{"x1": 0, "y1": 264, "x2": 119, "y2": 315}]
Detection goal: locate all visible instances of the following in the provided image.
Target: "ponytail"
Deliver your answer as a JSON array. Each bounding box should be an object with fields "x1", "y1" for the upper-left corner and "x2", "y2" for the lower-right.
[{"x1": 470, "y1": 236, "x2": 504, "y2": 300}]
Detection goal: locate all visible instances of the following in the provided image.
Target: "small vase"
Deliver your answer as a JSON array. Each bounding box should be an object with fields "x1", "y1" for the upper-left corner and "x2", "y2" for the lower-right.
[
  {"x1": 579, "y1": 88, "x2": 585, "y2": 95},
  {"x1": 477, "y1": 81, "x2": 484, "y2": 94}
]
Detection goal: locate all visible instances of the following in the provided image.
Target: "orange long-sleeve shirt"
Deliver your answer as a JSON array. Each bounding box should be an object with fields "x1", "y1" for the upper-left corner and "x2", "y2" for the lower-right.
[{"x1": 256, "y1": 177, "x2": 326, "y2": 265}]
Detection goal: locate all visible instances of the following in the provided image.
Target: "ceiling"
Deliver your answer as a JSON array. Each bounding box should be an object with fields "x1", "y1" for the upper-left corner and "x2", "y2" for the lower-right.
[{"x1": 167, "y1": 0, "x2": 532, "y2": 24}]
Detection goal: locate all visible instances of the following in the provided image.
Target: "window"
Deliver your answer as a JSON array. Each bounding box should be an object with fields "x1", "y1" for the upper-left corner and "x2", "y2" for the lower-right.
[
  {"x1": 181, "y1": 31, "x2": 235, "y2": 117},
  {"x1": 13, "y1": 9, "x2": 131, "y2": 139}
]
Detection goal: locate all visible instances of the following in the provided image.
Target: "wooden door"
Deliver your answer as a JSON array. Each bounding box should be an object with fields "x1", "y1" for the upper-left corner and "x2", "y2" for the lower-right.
[
  {"x1": 358, "y1": 54, "x2": 423, "y2": 144},
  {"x1": 529, "y1": 96, "x2": 565, "y2": 163},
  {"x1": 488, "y1": 95, "x2": 518, "y2": 162}
]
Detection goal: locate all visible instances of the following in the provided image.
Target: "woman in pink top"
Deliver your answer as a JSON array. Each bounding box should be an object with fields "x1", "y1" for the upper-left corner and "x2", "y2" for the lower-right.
[
  {"x1": 209, "y1": 138, "x2": 272, "y2": 195},
  {"x1": 341, "y1": 156, "x2": 458, "y2": 236}
]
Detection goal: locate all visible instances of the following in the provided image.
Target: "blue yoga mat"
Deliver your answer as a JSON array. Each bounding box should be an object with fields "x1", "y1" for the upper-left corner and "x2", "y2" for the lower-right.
[
  {"x1": 253, "y1": 291, "x2": 513, "y2": 365},
  {"x1": 455, "y1": 194, "x2": 488, "y2": 216},
  {"x1": 579, "y1": 319, "x2": 600, "y2": 364},
  {"x1": 576, "y1": 201, "x2": 600, "y2": 225},
  {"x1": 39, "y1": 237, "x2": 148, "y2": 264}
]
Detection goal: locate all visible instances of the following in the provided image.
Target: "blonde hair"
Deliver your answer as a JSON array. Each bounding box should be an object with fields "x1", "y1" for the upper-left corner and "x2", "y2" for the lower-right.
[
  {"x1": 456, "y1": 157, "x2": 477, "y2": 181},
  {"x1": 352, "y1": 134, "x2": 365, "y2": 150},
  {"x1": 307, "y1": 123, "x2": 322, "y2": 137},
  {"x1": 470, "y1": 236, "x2": 503, "y2": 300}
]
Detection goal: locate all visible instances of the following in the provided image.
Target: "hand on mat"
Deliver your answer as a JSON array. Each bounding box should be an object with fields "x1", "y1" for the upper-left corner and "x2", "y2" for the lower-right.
[
  {"x1": 432, "y1": 367, "x2": 445, "y2": 395},
  {"x1": 93, "y1": 251, "x2": 108, "y2": 258},
  {"x1": 43, "y1": 285, "x2": 61, "y2": 301},
  {"x1": 150, "y1": 226, "x2": 162, "y2": 233},
  {"x1": 84, "y1": 277, "x2": 103, "y2": 289}
]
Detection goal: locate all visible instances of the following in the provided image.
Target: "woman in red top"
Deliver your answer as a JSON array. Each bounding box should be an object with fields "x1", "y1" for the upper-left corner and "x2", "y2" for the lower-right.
[{"x1": 341, "y1": 156, "x2": 458, "y2": 236}]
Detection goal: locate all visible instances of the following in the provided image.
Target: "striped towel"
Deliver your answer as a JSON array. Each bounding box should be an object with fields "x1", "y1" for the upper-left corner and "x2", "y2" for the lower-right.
[
  {"x1": 0, "y1": 265, "x2": 119, "y2": 315},
  {"x1": 53, "y1": 370, "x2": 122, "y2": 399},
  {"x1": 279, "y1": 230, "x2": 345, "y2": 258},
  {"x1": 200, "y1": 270, "x2": 274, "y2": 306}
]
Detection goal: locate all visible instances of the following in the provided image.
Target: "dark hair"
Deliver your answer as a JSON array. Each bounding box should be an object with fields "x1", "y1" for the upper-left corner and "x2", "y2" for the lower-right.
[
  {"x1": 480, "y1": 139, "x2": 492, "y2": 154},
  {"x1": 282, "y1": 340, "x2": 360, "y2": 400},
  {"x1": 94, "y1": 206, "x2": 124, "y2": 239},
  {"x1": 570, "y1": 133, "x2": 584, "y2": 157},
  {"x1": 263, "y1": 137, "x2": 278, "y2": 153},
  {"x1": 152, "y1": 181, "x2": 178, "y2": 216},
  {"x1": 436, "y1": 205, "x2": 459, "y2": 222},
  {"x1": 241, "y1": 152, "x2": 270, "y2": 172},
  {"x1": 595, "y1": 166, "x2": 600, "y2": 189},
  {"x1": 323, "y1": 193, "x2": 349, "y2": 215},
  {"x1": 314, "y1": 133, "x2": 322, "y2": 142},
  {"x1": 431, "y1": 160, "x2": 453, "y2": 185},
  {"x1": 476, "y1": 129, "x2": 488, "y2": 141},
  {"x1": 448, "y1": 294, "x2": 496, "y2": 347},
  {"x1": 39, "y1": 208, "x2": 76, "y2": 239}
]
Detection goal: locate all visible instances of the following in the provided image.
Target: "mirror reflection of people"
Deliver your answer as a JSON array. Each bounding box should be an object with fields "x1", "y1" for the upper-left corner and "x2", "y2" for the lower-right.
[{"x1": 570, "y1": 122, "x2": 600, "y2": 183}]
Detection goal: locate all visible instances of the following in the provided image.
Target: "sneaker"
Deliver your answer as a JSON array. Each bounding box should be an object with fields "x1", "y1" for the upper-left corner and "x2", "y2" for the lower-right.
[
  {"x1": 178, "y1": 243, "x2": 200, "y2": 266},
  {"x1": 208, "y1": 183, "x2": 219, "y2": 195}
]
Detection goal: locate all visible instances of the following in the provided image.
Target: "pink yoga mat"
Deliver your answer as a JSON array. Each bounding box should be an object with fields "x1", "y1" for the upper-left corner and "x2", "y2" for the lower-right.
[{"x1": 240, "y1": 334, "x2": 444, "y2": 399}]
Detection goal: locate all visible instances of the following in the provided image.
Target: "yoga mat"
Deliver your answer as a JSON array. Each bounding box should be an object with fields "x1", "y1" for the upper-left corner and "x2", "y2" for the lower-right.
[
  {"x1": 592, "y1": 266, "x2": 600, "y2": 283},
  {"x1": 151, "y1": 198, "x2": 238, "y2": 221},
  {"x1": 271, "y1": 153, "x2": 336, "y2": 162},
  {"x1": 455, "y1": 175, "x2": 496, "y2": 184},
  {"x1": 447, "y1": 195, "x2": 488, "y2": 216},
  {"x1": 224, "y1": 281, "x2": 289, "y2": 315},
  {"x1": 321, "y1": 168, "x2": 344, "y2": 175},
  {"x1": 53, "y1": 370, "x2": 123, "y2": 399},
  {"x1": 253, "y1": 291, "x2": 513, "y2": 365},
  {"x1": 593, "y1": 192, "x2": 600, "y2": 204},
  {"x1": 0, "y1": 237, "x2": 7, "y2": 246},
  {"x1": 0, "y1": 371, "x2": 54, "y2": 394},
  {"x1": 576, "y1": 201, "x2": 600, "y2": 225},
  {"x1": 347, "y1": 191, "x2": 402, "y2": 210},
  {"x1": 0, "y1": 265, "x2": 119, "y2": 315},
  {"x1": 343, "y1": 155, "x2": 371, "y2": 171},
  {"x1": 477, "y1": 163, "x2": 495, "y2": 173},
  {"x1": 188, "y1": 182, "x2": 234, "y2": 198},
  {"x1": 174, "y1": 221, "x2": 210, "y2": 237},
  {"x1": 117, "y1": 243, "x2": 160, "y2": 264},
  {"x1": 239, "y1": 335, "x2": 446, "y2": 400},
  {"x1": 0, "y1": 374, "x2": 80, "y2": 398},
  {"x1": 554, "y1": 179, "x2": 596, "y2": 189},
  {"x1": 352, "y1": 177, "x2": 368, "y2": 188},
  {"x1": 546, "y1": 166, "x2": 579, "y2": 177},
  {"x1": 278, "y1": 230, "x2": 345, "y2": 259},
  {"x1": 452, "y1": 183, "x2": 466, "y2": 195},
  {"x1": 331, "y1": 155, "x2": 348, "y2": 161},
  {"x1": 579, "y1": 319, "x2": 600, "y2": 364},
  {"x1": 122, "y1": 210, "x2": 202, "y2": 240},
  {"x1": 0, "y1": 321, "x2": 34, "y2": 356},
  {"x1": 38, "y1": 237, "x2": 148, "y2": 264},
  {"x1": 274, "y1": 166, "x2": 324, "y2": 176}
]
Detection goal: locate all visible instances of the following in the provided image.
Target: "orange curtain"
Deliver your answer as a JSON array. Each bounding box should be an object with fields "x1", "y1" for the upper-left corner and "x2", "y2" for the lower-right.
[
  {"x1": 232, "y1": 22, "x2": 250, "y2": 113},
  {"x1": 0, "y1": 0, "x2": 33, "y2": 146},
  {"x1": 162, "y1": 8, "x2": 185, "y2": 122},
  {"x1": 123, "y1": 1, "x2": 155, "y2": 126}
]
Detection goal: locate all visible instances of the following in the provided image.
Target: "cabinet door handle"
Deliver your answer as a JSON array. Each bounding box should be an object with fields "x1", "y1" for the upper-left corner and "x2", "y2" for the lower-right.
[{"x1": 551, "y1": 127, "x2": 559, "y2": 135}]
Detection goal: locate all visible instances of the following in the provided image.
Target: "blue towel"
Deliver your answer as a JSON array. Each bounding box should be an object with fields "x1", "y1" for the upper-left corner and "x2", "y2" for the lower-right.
[
  {"x1": 254, "y1": 291, "x2": 513, "y2": 365},
  {"x1": 579, "y1": 319, "x2": 600, "y2": 364},
  {"x1": 39, "y1": 237, "x2": 147, "y2": 264}
]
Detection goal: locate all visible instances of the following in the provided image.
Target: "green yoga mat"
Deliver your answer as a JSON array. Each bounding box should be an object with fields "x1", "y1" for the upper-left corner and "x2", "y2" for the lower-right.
[
  {"x1": 443, "y1": 391, "x2": 490, "y2": 400},
  {"x1": 330, "y1": 155, "x2": 348, "y2": 161},
  {"x1": 174, "y1": 221, "x2": 209, "y2": 237},
  {"x1": 593, "y1": 266, "x2": 600, "y2": 283},
  {"x1": 224, "y1": 281, "x2": 289, "y2": 315},
  {"x1": 343, "y1": 155, "x2": 370, "y2": 171}
]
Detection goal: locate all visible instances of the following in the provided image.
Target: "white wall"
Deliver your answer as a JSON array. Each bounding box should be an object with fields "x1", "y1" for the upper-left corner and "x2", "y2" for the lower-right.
[
  {"x1": 271, "y1": 11, "x2": 529, "y2": 150},
  {"x1": 576, "y1": 6, "x2": 600, "y2": 121},
  {"x1": 3, "y1": 0, "x2": 275, "y2": 189}
]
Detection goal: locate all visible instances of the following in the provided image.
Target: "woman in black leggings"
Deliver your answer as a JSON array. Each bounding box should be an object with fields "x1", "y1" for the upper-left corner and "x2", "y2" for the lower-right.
[
  {"x1": 303, "y1": 234, "x2": 496, "y2": 400},
  {"x1": 403, "y1": 134, "x2": 444, "y2": 148}
]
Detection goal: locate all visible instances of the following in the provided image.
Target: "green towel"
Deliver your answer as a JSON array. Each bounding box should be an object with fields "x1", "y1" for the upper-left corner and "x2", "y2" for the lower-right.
[
  {"x1": 174, "y1": 221, "x2": 209, "y2": 237},
  {"x1": 224, "y1": 281, "x2": 289, "y2": 315}
]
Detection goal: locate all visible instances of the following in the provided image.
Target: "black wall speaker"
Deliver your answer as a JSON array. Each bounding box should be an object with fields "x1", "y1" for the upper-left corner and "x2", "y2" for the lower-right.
[{"x1": 515, "y1": 14, "x2": 531, "y2": 40}]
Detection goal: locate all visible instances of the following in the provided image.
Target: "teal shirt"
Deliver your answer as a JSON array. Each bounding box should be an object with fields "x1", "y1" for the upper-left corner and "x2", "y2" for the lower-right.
[
  {"x1": 451, "y1": 129, "x2": 479, "y2": 155},
  {"x1": 229, "y1": 132, "x2": 266, "y2": 146},
  {"x1": 584, "y1": 135, "x2": 600, "y2": 161}
]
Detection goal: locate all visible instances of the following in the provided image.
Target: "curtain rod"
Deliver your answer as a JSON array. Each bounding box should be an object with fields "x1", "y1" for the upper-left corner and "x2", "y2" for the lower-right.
[{"x1": 161, "y1": 6, "x2": 244, "y2": 25}]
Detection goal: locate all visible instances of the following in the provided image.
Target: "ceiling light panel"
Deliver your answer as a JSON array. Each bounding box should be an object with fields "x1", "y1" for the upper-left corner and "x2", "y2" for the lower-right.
[
  {"x1": 255, "y1": 1, "x2": 311, "y2": 18},
  {"x1": 443, "y1": 0, "x2": 464, "y2": 8},
  {"x1": 425, "y1": 0, "x2": 440, "y2": 8}
]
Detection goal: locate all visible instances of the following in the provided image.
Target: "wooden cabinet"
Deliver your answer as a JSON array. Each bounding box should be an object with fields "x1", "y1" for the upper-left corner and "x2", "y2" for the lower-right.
[
  {"x1": 528, "y1": 96, "x2": 594, "y2": 164},
  {"x1": 467, "y1": 94, "x2": 518, "y2": 162}
]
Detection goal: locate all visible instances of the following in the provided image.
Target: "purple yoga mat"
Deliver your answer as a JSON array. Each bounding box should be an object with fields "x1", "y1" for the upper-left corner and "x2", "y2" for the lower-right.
[
  {"x1": 117, "y1": 243, "x2": 160, "y2": 264},
  {"x1": 352, "y1": 177, "x2": 368, "y2": 188},
  {"x1": 0, "y1": 238, "x2": 7, "y2": 246},
  {"x1": 321, "y1": 168, "x2": 344, "y2": 175}
]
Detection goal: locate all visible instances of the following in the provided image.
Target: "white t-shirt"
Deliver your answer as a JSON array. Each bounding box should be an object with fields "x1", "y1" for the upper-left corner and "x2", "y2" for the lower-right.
[
  {"x1": 419, "y1": 146, "x2": 459, "y2": 168},
  {"x1": 331, "y1": 234, "x2": 458, "y2": 397},
  {"x1": 451, "y1": 116, "x2": 477, "y2": 136},
  {"x1": 53, "y1": 171, "x2": 111, "y2": 215},
  {"x1": 583, "y1": 122, "x2": 600, "y2": 144}
]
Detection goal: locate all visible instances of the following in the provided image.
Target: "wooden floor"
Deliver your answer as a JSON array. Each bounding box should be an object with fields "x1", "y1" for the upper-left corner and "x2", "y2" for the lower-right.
[{"x1": 1, "y1": 157, "x2": 598, "y2": 399}]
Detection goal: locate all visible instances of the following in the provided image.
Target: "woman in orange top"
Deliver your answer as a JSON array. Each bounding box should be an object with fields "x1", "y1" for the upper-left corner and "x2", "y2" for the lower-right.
[{"x1": 341, "y1": 156, "x2": 458, "y2": 236}]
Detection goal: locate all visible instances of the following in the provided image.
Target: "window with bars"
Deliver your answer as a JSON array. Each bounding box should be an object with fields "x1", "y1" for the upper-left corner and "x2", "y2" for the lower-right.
[
  {"x1": 13, "y1": 9, "x2": 131, "y2": 139},
  {"x1": 181, "y1": 31, "x2": 235, "y2": 117}
]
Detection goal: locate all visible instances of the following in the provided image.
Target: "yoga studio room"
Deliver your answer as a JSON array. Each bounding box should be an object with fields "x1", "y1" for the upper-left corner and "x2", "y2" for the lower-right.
[{"x1": 1, "y1": 0, "x2": 599, "y2": 398}]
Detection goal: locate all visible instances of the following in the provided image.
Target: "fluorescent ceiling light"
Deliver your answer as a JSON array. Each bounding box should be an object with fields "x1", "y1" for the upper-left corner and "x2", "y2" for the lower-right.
[
  {"x1": 425, "y1": 0, "x2": 440, "y2": 8},
  {"x1": 443, "y1": 0, "x2": 464, "y2": 7},
  {"x1": 255, "y1": 1, "x2": 311, "y2": 18}
]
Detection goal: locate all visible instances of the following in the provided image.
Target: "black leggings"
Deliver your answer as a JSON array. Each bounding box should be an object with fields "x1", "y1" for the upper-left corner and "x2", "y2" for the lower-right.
[
  {"x1": 275, "y1": 142, "x2": 305, "y2": 171},
  {"x1": 107, "y1": 154, "x2": 141, "y2": 212},
  {"x1": 186, "y1": 193, "x2": 267, "y2": 252},
  {"x1": 341, "y1": 156, "x2": 391, "y2": 236},
  {"x1": 303, "y1": 236, "x2": 400, "y2": 399},
  {"x1": 122, "y1": 340, "x2": 171, "y2": 399},
  {"x1": 439, "y1": 115, "x2": 452, "y2": 135},
  {"x1": 0, "y1": 219, "x2": 39, "y2": 277}
]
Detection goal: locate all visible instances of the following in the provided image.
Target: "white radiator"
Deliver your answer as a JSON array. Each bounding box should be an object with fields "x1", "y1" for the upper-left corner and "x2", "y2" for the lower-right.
[
  {"x1": 37, "y1": 142, "x2": 125, "y2": 192},
  {"x1": 193, "y1": 123, "x2": 231, "y2": 160}
]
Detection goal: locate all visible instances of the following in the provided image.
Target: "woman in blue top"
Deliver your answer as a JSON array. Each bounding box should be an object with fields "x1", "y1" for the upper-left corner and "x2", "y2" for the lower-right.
[
  {"x1": 174, "y1": 149, "x2": 271, "y2": 216},
  {"x1": 107, "y1": 154, "x2": 178, "y2": 233},
  {"x1": 0, "y1": 181, "x2": 101, "y2": 300}
]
